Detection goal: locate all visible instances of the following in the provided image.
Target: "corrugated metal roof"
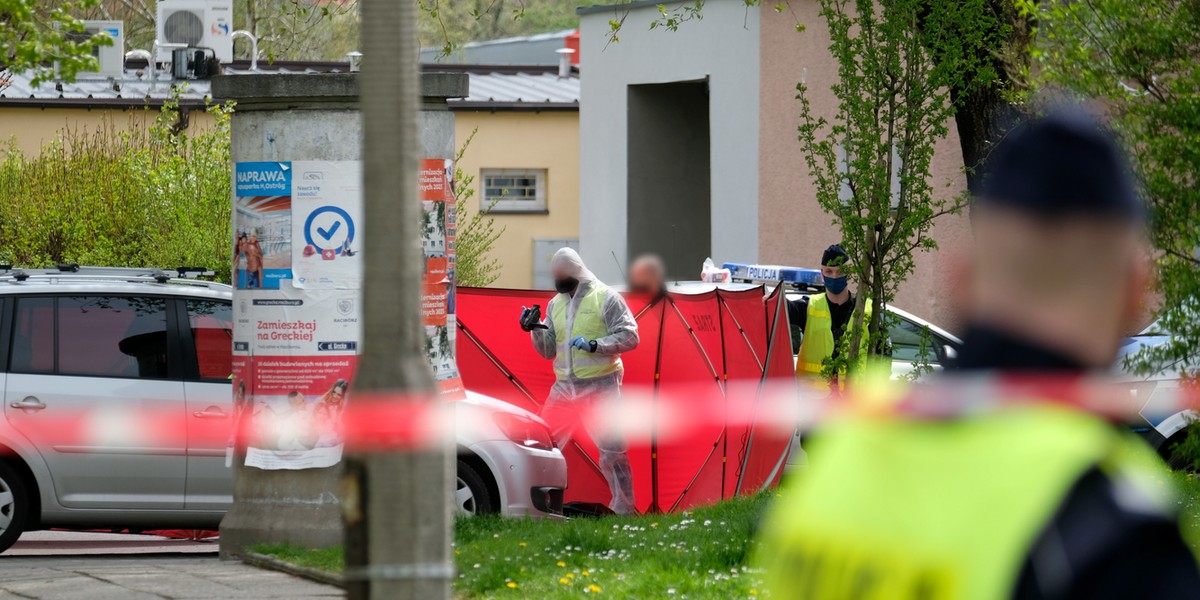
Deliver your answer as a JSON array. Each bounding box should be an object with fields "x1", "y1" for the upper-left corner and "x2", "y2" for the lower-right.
[
  {"x1": 457, "y1": 70, "x2": 578, "y2": 109},
  {"x1": 0, "y1": 62, "x2": 577, "y2": 109}
]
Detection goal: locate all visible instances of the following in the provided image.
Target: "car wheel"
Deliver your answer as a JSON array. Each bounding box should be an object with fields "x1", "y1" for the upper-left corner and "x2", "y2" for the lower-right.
[
  {"x1": 1160, "y1": 433, "x2": 1194, "y2": 472},
  {"x1": 456, "y1": 459, "x2": 496, "y2": 516},
  {"x1": 0, "y1": 461, "x2": 30, "y2": 553}
]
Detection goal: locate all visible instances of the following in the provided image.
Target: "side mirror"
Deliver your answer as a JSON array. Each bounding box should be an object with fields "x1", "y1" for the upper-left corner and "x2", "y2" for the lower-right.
[{"x1": 943, "y1": 345, "x2": 959, "y2": 361}]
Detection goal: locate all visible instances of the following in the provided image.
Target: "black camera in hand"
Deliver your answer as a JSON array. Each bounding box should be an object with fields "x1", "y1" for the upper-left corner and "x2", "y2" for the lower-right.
[{"x1": 519, "y1": 304, "x2": 549, "y2": 332}]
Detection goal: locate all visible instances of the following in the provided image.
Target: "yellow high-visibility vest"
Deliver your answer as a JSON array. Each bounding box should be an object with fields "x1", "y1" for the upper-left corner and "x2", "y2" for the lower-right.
[
  {"x1": 796, "y1": 293, "x2": 872, "y2": 377},
  {"x1": 549, "y1": 282, "x2": 621, "y2": 380},
  {"x1": 756, "y1": 405, "x2": 1176, "y2": 599}
]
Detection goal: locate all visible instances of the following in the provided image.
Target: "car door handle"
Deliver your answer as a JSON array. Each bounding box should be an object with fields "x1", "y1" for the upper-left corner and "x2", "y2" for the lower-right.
[
  {"x1": 10, "y1": 397, "x2": 46, "y2": 411},
  {"x1": 192, "y1": 407, "x2": 228, "y2": 419}
]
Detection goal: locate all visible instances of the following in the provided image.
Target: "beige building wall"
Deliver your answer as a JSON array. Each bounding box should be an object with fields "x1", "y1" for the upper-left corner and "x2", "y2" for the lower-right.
[
  {"x1": 758, "y1": 1, "x2": 971, "y2": 333},
  {"x1": 0, "y1": 107, "x2": 217, "y2": 156},
  {"x1": 453, "y1": 110, "x2": 580, "y2": 289}
]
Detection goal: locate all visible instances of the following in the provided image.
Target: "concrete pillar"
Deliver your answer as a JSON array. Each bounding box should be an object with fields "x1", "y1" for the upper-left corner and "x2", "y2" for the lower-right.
[{"x1": 212, "y1": 72, "x2": 468, "y2": 558}]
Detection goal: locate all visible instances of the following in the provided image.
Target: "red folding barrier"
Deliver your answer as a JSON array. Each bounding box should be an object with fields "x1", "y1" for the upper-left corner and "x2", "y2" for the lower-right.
[{"x1": 456, "y1": 285, "x2": 796, "y2": 513}]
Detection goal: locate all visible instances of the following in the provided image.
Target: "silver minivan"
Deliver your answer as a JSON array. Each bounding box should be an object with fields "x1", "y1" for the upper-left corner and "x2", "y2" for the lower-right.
[{"x1": 0, "y1": 267, "x2": 565, "y2": 553}]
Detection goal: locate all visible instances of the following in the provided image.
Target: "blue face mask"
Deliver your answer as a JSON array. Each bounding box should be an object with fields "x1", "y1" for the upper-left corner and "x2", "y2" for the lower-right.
[{"x1": 824, "y1": 275, "x2": 848, "y2": 294}]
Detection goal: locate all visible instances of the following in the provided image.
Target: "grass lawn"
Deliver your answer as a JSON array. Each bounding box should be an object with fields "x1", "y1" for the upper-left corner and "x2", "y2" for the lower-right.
[
  {"x1": 1173, "y1": 471, "x2": 1200, "y2": 550},
  {"x1": 252, "y1": 492, "x2": 771, "y2": 598},
  {"x1": 251, "y1": 472, "x2": 1200, "y2": 598}
]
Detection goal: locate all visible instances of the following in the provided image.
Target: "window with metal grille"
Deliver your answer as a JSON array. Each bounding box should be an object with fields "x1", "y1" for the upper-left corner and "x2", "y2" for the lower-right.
[{"x1": 481, "y1": 168, "x2": 548, "y2": 213}]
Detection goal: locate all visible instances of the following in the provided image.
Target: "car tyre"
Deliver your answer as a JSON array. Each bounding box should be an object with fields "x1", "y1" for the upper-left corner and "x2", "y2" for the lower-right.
[
  {"x1": 0, "y1": 461, "x2": 30, "y2": 554},
  {"x1": 1160, "y1": 433, "x2": 1194, "y2": 472},
  {"x1": 456, "y1": 459, "x2": 496, "y2": 516}
]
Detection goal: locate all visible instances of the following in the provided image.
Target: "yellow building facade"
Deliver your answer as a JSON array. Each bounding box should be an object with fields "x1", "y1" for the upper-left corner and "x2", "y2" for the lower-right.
[{"x1": 450, "y1": 67, "x2": 580, "y2": 290}]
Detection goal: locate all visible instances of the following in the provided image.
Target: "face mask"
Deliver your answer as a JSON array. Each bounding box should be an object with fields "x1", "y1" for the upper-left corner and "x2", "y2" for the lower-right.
[
  {"x1": 824, "y1": 275, "x2": 848, "y2": 295},
  {"x1": 554, "y1": 277, "x2": 580, "y2": 294}
]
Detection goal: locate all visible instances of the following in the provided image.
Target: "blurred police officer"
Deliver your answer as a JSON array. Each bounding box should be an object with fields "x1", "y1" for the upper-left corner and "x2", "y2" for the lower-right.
[{"x1": 758, "y1": 111, "x2": 1200, "y2": 599}]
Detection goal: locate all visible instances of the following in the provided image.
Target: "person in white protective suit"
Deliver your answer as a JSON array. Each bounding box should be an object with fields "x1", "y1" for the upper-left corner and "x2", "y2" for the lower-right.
[{"x1": 522, "y1": 248, "x2": 639, "y2": 515}]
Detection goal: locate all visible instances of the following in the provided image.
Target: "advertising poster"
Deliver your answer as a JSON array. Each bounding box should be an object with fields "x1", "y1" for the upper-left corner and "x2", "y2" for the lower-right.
[
  {"x1": 234, "y1": 162, "x2": 293, "y2": 290},
  {"x1": 232, "y1": 157, "x2": 462, "y2": 468},
  {"x1": 420, "y1": 159, "x2": 465, "y2": 398},
  {"x1": 291, "y1": 161, "x2": 364, "y2": 290},
  {"x1": 233, "y1": 160, "x2": 362, "y2": 471}
]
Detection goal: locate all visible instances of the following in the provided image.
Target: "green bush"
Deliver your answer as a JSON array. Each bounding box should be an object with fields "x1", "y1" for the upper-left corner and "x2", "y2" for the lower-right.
[
  {"x1": 452, "y1": 128, "x2": 505, "y2": 288},
  {"x1": 0, "y1": 94, "x2": 234, "y2": 282}
]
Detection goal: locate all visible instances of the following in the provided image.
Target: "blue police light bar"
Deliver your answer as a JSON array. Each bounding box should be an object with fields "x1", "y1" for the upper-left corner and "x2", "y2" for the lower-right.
[{"x1": 723, "y1": 262, "x2": 824, "y2": 287}]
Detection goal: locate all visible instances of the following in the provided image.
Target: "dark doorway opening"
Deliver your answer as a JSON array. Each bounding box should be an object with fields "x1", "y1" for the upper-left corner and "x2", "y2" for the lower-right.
[{"x1": 627, "y1": 80, "x2": 711, "y2": 281}]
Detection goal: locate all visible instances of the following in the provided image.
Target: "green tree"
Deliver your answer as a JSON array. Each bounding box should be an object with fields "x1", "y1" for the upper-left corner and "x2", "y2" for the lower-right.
[
  {"x1": 795, "y1": 0, "x2": 1000, "y2": 373},
  {"x1": 1, "y1": 0, "x2": 112, "y2": 85},
  {"x1": 1026, "y1": 0, "x2": 1200, "y2": 377},
  {"x1": 418, "y1": 0, "x2": 592, "y2": 55},
  {"x1": 452, "y1": 129, "x2": 506, "y2": 288},
  {"x1": 0, "y1": 94, "x2": 234, "y2": 281}
]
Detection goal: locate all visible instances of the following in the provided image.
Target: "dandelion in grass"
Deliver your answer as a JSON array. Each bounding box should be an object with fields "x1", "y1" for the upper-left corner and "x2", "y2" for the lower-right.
[
  {"x1": 506, "y1": 582, "x2": 518, "y2": 589},
  {"x1": 559, "y1": 577, "x2": 570, "y2": 585},
  {"x1": 519, "y1": 541, "x2": 527, "y2": 547},
  {"x1": 556, "y1": 560, "x2": 566, "y2": 567},
  {"x1": 587, "y1": 584, "x2": 602, "y2": 593}
]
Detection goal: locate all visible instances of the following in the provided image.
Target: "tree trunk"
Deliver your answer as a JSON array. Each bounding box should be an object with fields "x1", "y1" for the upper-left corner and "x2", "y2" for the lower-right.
[
  {"x1": 346, "y1": 0, "x2": 448, "y2": 598},
  {"x1": 951, "y1": 84, "x2": 1015, "y2": 194},
  {"x1": 920, "y1": 0, "x2": 1031, "y2": 194}
]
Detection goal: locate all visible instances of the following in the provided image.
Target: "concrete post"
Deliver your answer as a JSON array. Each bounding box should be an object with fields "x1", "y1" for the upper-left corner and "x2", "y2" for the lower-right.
[{"x1": 212, "y1": 72, "x2": 468, "y2": 558}]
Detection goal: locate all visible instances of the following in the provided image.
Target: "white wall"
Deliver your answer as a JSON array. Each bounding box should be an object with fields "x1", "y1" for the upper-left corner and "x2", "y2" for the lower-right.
[{"x1": 578, "y1": 0, "x2": 760, "y2": 283}]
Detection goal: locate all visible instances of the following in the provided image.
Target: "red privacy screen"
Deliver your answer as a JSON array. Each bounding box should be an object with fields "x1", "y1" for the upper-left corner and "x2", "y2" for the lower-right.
[{"x1": 456, "y1": 285, "x2": 796, "y2": 514}]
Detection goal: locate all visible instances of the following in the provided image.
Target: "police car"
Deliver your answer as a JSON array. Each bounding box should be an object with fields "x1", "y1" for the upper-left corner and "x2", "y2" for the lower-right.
[
  {"x1": 682, "y1": 263, "x2": 963, "y2": 379},
  {"x1": 1118, "y1": 318, "x2": 1195, "y2": 465}
]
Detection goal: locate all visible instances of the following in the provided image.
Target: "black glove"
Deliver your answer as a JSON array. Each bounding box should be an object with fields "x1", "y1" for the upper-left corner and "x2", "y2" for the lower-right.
[{"x1": 519, "y1": 307, "x2": 534, "y2": 332}]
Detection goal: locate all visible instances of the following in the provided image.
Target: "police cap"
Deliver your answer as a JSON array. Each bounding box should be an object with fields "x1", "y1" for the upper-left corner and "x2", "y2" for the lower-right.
[{"x1": 980, "y1": 110, "x2": 1143, "y2": 222}]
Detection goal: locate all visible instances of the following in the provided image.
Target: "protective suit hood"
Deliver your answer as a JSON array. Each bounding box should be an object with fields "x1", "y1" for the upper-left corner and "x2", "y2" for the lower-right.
[{"x1": 550, "y1": 248, "x2": 597, "y2": 286}]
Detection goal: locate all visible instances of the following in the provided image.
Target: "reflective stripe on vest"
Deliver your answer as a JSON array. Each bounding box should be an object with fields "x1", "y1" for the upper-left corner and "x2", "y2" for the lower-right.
[
  {"x1": 550, "y1": 283, "x2": 621, "y2": 380},
  {"x1": 755, "y1": 405, "x2": 1175, "y2": 600},
  {"x1": 796, "y1": 294, "x2": 872, "y2": 376}
]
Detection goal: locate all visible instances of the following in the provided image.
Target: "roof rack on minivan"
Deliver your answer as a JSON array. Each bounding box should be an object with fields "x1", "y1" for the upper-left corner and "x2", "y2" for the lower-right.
[{"x1": 0, "y1": 265, "x2": 227, "y2": 289}]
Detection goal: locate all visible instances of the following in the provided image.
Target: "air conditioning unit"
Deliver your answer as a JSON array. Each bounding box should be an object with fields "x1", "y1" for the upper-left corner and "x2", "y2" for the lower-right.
[
  {"x1": 64, "y1": 20, "x2": 125, "y2": 79},
  {"x1": 156, "y1": 0, "x2": 233, "y2": 64}
]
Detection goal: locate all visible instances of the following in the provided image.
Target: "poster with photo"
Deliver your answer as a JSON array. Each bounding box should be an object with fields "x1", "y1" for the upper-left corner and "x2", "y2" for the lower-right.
[
  {"x1": 233, "y1": 159, "x2": 363, "y2": 471},
  {"x1": 234, "y1": 287, "x2": 361, "y2": 470},
  {"x1": 420, "y1": 159, "x2": 464, "y2": 398},
  {"x1": 234, "y1": 162, "x2": 293, "y2": 290},
  {"x1": 291, "y1": 161, "x2": 364, "y2": 290},
  {"x1": 233, "y1": 157, "x2": 465, "y2": 469}
]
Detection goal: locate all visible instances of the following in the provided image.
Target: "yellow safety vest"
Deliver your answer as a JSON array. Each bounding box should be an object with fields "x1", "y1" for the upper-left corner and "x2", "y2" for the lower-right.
[
  {"x1": 549, "y1": 282, "x2": 622, "y2": 380},
  {"x1": 796, "y1": 294, "x2": 872, "y2": 377},
  {"x1": 756, "y1": 405, "x2": 1176, "y2": 600}
]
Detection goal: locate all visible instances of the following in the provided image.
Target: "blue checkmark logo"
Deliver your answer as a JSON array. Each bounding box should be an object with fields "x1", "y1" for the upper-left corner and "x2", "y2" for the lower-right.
[
  {"x1": 304, "y1": 206, "x2": 355, "y2": 252},
  {"x1": 316, "y1": 220, "x2": 341, "y2": 241}
]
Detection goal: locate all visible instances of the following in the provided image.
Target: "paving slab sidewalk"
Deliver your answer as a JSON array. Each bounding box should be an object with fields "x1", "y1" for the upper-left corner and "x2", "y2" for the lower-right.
[{"x1": 0, "y1": 555, "x2": 342, "y2": 599}]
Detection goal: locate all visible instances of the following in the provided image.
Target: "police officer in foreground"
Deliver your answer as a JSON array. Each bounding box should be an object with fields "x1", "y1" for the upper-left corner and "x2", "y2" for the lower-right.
[{"x1": 757, "y1": 111, "x2": 1200, "y2": 598}]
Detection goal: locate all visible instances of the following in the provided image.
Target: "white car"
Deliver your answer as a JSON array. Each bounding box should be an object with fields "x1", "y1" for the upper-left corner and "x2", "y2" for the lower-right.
[
  {"x1": 0, "y1": 266, "x2": 565, "y2": 554},
  {"x1": 662, "y1": 262, "x2": 963, "y2": 377},
  {"x1": 1118, "y1": 320, "x2": 1194, "y2": 465}
]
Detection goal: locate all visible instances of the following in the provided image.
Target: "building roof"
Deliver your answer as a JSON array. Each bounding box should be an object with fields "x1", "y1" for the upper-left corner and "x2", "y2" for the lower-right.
[
  {"x1": 577, "y1": 1, "x2": 663, "y2": 16},
  {"x1": 0, "y1": 60, "x2": 350, "y2": 108},
  {"x1": 443, "y1": 65, "x2": 579, "y2": 111},
  {"x1": 0, "y1": 61, "x2": 578, "y2": 111},
  {"x1": 420, "y1": 29, "x2": 575, "y2": 66}
]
